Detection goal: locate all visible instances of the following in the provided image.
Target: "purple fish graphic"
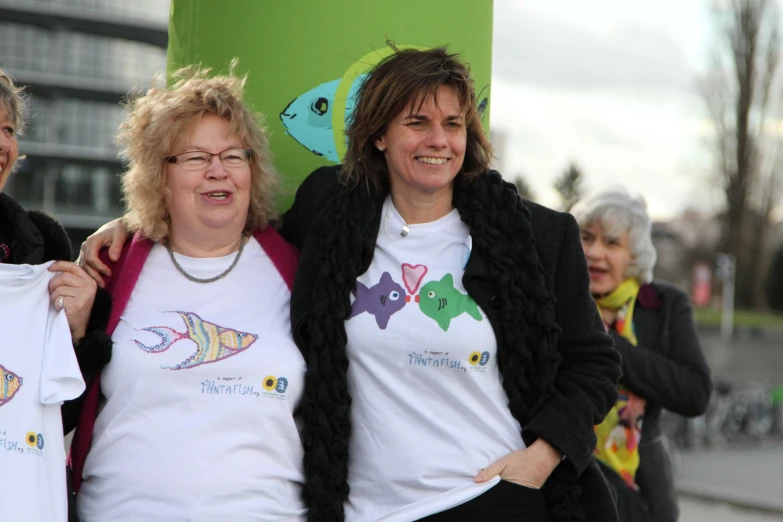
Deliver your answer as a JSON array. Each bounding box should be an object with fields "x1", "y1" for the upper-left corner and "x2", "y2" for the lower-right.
[
  {"x1": 133, "y1": 311, "x2": 258, "y2": 370},
  {"x1": 350, "y1": 272, "x2": 407, "y2": 329}
]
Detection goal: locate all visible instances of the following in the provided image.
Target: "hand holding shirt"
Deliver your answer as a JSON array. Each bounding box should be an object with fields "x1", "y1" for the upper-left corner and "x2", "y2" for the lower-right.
[{"x1": 0, "y1": 262, "x2": 85, "y2": 522}]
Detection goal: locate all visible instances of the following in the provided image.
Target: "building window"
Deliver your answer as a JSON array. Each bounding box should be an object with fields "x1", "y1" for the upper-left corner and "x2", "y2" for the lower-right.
[{"x1": 0, "y1": 23, "x2": 166, "y2": 85}]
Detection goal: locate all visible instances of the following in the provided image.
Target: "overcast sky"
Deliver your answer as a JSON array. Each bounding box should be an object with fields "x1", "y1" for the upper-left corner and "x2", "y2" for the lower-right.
[{"x1": 489, "y1": 0, "x2": 727, "y2": 219}]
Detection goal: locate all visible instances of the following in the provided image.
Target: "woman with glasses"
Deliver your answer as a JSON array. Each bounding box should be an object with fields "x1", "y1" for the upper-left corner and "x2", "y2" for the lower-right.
[{"x1": 70, "y1": 66, "x2": 305, "y2": 521}]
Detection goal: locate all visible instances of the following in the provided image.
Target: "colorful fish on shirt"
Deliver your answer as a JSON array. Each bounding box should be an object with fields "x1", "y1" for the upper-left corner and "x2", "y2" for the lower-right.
[
  {"x1": 350, "y1": 272, "x2": 407, "y2": 329},
  {"x1": 418, "y1": 273, "x2": 482, "y2": 331},
  {"x1": 0, "y1": 364, "x2": 22, "y2": 406},
  {"x1": 134, "y1": 312, "x2": 258, "y2": 370}
]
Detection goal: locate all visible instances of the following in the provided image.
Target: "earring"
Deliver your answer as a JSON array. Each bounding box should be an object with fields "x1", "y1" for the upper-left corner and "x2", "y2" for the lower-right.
[{"x1": 377, "y1": 145, "x2": 385, "y2": 152}]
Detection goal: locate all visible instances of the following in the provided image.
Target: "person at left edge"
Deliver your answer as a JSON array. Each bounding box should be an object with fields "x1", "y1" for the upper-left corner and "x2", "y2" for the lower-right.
[
  {"x1": 0, "y1": 69, "x2": 110, "y2": 522},
  {"x1": 0, "y1": 72, "x2": 110, "y2": 425}
]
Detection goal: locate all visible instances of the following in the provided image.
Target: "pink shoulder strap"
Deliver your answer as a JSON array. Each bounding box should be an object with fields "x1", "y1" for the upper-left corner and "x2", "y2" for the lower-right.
[
  {"x1": 253, "y1": 226, "x2": 299, "y2": 291},
  {"x1": 71, "y1": 233, "x2": 153, "y2": 494}
]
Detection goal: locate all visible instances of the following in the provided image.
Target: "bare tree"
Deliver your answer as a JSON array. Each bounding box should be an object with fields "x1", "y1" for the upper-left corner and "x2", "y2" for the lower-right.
[
  {"x1": 513, "y1": 174, "x2": 536, "y2": 202},
  {"x1": 554, "y1": 162, "x2": 585, "y2": 212},
  {"x1": 700, "y1": 0, "x2": 782, "y2": 307}
]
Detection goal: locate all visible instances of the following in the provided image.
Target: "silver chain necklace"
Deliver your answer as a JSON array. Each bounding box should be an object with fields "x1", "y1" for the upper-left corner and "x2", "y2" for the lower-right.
[{"x1": 165, "y1": 236, "x2": 246, "y2": 284}]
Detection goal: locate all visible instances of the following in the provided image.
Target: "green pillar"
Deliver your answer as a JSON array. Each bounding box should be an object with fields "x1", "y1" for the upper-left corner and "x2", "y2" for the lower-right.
[{"x1": 167, "y1": 0, "x2": 494, "y2": 210}]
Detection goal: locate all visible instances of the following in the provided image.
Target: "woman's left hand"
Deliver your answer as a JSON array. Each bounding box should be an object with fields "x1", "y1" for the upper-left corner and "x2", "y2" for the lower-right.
[
  {"x1": 474, "y1": 438, "x2": 562, "y2": 489},
  {"x1": 48, "y1": 261, "x2": 98, "y2": 343}
]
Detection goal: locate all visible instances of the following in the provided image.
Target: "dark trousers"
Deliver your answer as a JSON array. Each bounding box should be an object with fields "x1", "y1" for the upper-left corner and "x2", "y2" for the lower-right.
[
  {"x1": 599, "y1": 462, "x2": 656, "y2": 522},
  {"x1": 416, "y1": 480, "x2": 547, "y2": 522}
]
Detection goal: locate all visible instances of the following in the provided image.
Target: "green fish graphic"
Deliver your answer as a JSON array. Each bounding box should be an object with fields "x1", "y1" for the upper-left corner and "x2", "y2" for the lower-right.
[{"x1": 418, "y1": 274, "x2": 482, "y2": 331}]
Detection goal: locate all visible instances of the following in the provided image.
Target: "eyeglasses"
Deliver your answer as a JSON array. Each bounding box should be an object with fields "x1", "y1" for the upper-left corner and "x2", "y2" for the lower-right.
[{"x1": 166, "y1": 148, "x2": 252, "y2": 170}]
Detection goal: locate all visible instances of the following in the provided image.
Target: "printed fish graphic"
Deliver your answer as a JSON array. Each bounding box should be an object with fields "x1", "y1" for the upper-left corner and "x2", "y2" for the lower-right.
[
  {"x1": 0, "y1": 363, "x2": 23, "y2": 407},
  {"x1": 418, "y1": 273, "x2": 483, "y2": 331},
  {"x1": 280, "y1": 75, "x2": 365, "y2": 162},
  {"x1": 350, "y1": 272, "x2": 407, "y2": 329},
  {"x1": 134, "y1": 312, "x2": 258, "y2": 370}
]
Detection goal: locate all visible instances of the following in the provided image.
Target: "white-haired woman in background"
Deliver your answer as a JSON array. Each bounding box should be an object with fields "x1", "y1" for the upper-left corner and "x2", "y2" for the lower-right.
[{"x1": 571, "y1": 188, "x2": 712, "y2": 522}]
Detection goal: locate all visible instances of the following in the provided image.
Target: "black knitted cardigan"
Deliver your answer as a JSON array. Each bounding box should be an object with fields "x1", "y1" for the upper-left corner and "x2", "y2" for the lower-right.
[{"x1": 291, "y1": 170, "x2": 617, "y2": 522}]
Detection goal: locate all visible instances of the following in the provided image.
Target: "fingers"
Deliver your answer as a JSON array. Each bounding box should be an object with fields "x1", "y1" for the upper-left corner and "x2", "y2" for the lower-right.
[
  {"x1": 49, "y1": 268, "x2": 97, "y2": 343},
  {"x1": 108, "y1": 236, "x2": 124, "y2": 262},
  {"x1": 76, "y1": 218, "x2": 131, "y2": 285},
  {"x1": 81, "y1": 263, "x2": 106, "y2": 289},
  {"x1": 503, "y1": 478, "x2": 542, "y2": 490},
  {"x1": 49, "y1": 272, "x2": 81, "y2": 294},
  {"x1": 474, "y1": 457, "x2": 506, "y2": 483},
  {"x1": 49, "y1": 262, "x2": 97, "y2": 299},
  {"x1": 49, "y1": 260, "x2": 91, "y2": 279},
  {"x1": 77, "y1": 251, "x2": 108, "y2": 289},
  {"x1": 79, "y1": 239, "x2": 112, "y2": 279},
  {"x1": 49, "y1": 281, "x2": 95, "y2": 309},
  {"x1": 50, "y1": 287, "x2": 75, "y2": 312}
]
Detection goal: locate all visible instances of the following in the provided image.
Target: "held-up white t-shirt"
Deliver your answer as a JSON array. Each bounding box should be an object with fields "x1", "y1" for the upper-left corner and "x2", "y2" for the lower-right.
[
  {"x1": 0, "y1": 262, "x2": 85, "y2": 522},
  {"x1": 344, "y1": 197, "x2": 525, "y2": 522},
  {"x1": 78, "y1": 239, "x2": 306, "y2": 522}
]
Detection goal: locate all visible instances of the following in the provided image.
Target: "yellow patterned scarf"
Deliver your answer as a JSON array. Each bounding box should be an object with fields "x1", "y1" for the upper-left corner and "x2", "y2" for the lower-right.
[{"x1": 594, "y1": 279, "x2": 645, "y2": 489}]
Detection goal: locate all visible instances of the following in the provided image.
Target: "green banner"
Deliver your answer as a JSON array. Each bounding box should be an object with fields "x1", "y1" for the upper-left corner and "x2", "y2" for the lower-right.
[{"x1": 168, "y1": 0, "x2": 494, "y2": 210}]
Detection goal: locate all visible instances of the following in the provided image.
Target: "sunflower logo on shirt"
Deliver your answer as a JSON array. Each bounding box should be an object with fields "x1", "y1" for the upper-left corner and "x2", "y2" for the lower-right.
[
  {"x1": 263, "y1": 376, "x2": 278, "y2": 391},
  {"x1": 262, "y1": 375, "x2": 289, "y2": 399},
  {"x1": 23, "y1": 431, "x2": 44, "y2": 455},
  {"x1": 467, "y1": 351, "x2": 490, "y2": 371}
]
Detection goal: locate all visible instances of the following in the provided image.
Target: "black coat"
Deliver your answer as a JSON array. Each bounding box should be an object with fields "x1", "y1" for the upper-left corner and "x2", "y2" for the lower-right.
[
  {"x1": 281, "y1": 166, "x2": 622, "y2": 522},
  {"x1": 610, "y1": 282, "x2": 712, "y2": 522},
  {"x1": 0, "y1": 193, "x2": 112, "y2": 434}
]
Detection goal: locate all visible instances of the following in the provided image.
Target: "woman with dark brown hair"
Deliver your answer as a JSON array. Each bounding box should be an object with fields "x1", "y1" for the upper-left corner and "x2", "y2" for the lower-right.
[{"x1": 81, "y1": 47, "x2": 621, "y2": 522}]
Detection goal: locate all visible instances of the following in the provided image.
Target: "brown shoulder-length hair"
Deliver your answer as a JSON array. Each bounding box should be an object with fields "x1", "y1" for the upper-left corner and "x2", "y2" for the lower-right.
[
  {"x1": 118, "y1": 60, "x2": 279, "y2": 242},
  {"x1": 341, "y1": 46, "x2": 493, "y2": 189}
]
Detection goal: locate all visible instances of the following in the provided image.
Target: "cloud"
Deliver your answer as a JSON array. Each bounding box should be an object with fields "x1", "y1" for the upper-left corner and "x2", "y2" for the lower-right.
[
  {"x1": 488, "y1": 78, "x2": 711, "y2": 219},
  {"x1": 492, "y1": 2, "x2": 692, "y2": 93}
]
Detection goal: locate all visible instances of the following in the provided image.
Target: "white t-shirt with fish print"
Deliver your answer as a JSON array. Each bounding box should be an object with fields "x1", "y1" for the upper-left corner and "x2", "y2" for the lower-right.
[
  {"x1": 344, "y1": 196, "x2": 525, "y2": 522},
  {"x1": 78, "y1": 239, "x2": 306, "y2": 522},
  {"x1": 0, "y1": 262, "x2": 85, "y2": 522}
]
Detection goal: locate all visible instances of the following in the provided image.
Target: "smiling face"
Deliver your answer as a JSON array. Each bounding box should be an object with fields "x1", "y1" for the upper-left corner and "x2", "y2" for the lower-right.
[
  {"x1": 166, "y1": 113, "x2": 251, "y2": 243},
  {"x1": 0, "y1": 105, "x2": 19, "y2": 193},
  {"x1": 375, "y1": 84, "x2": 466, "y2": 202},
  {"x1": 580, "y1": 221, "x2": 635, "y2": 296}
]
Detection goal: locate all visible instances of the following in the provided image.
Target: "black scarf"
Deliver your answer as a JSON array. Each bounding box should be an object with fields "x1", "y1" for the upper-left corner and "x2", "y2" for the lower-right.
[{"x1": 296, "y1": 171, "x2": 586, "y2": 522}]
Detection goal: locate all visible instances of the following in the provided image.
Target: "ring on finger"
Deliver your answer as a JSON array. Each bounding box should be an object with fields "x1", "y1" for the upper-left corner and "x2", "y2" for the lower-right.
[{"x1": 57, "y1": 295, "x2": 65, "y2": 311}]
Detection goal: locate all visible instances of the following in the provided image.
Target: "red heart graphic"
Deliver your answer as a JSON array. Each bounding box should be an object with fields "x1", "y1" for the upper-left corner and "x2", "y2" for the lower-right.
[{"x1": 402, "y1": 263, "x2": 428, "y2": 295}]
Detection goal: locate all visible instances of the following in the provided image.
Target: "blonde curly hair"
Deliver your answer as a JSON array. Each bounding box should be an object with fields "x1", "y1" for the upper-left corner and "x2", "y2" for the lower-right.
[{"x1": 118, "y1": 61, "x2": 279, "y2": 242}]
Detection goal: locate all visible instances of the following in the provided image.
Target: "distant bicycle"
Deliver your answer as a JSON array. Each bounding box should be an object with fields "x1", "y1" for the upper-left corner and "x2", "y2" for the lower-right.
[{"x1": 661, "y1": 380, "x2": 783, "y2": 449}]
